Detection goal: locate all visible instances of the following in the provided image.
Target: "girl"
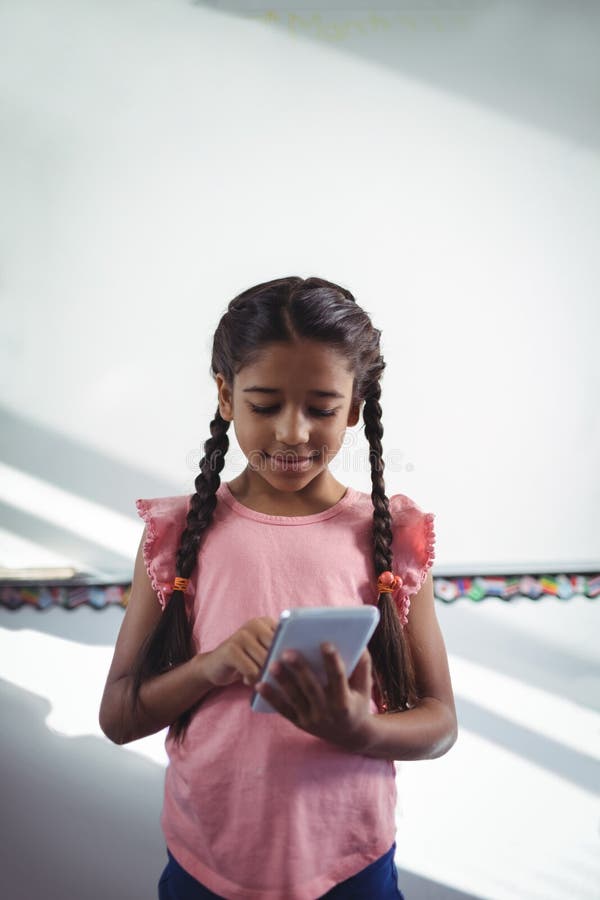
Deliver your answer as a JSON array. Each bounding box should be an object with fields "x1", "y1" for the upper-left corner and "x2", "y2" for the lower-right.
[{"x1": 99, "y1": 276, "x2": 458, "y2": 900}]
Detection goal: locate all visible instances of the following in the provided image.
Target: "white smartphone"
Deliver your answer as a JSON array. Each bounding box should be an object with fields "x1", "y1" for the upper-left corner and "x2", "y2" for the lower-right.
[{"x1": 250, "y1": 605, "x2": 380, "y2": 713}]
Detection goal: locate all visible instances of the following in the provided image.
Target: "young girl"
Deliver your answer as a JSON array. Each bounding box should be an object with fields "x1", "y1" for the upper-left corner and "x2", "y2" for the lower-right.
[{"x1": 99, "y1": 276, "x2": 458, "y2": 900}]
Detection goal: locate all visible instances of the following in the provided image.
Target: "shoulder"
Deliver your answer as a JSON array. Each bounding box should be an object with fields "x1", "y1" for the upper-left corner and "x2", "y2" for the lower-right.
[
  {"x1": 134, "y1": 495, "x2": 195, "y2": 609},
  {"x1": 388, "y1": 493, "x2": 436, "y2": 598},
  {"x1": 389, "y1": 491, "x2": 430, "y2": 516},
  {"x1": 135, "y1": 494, "x2": 191, "y2": 524},
  {"x1": 389, "y1": 492, "x2": 435, "y2": 535},
  {"x1": 346, "y1": 489, "x2": 434, "y2": 534}
]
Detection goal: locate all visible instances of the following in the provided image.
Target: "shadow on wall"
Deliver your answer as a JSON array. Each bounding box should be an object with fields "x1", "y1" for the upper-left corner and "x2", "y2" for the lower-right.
[
  {"x1": 1, "y1": 404, "x2": 178, "y2": 577},
  {"x1": 196, "y1": 0, "x2": 600, "y2": 152},
  {"x1": 1, "y1": 677, "x2": 166, "y2": 900},
  {"x1": 1, "y1": 675, "x2": 483, "y2": 900},
  {"x1": 2, "y1": 596, "x2": 598, "y2": 795}
]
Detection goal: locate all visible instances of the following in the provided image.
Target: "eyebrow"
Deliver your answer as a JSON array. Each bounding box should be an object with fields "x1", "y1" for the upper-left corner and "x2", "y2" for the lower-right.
[{"x1": 242, "y1": 386, "x2": 345, "y2": 399}]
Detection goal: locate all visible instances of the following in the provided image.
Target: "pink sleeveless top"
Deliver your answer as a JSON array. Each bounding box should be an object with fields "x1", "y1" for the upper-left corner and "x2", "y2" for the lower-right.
[{"x1": 136, "y1": 482, "x2": 435, "y2": 900}]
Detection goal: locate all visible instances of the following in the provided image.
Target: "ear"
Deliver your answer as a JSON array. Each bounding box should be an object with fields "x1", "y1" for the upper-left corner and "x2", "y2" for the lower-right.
[
  {"x1": 215, "y1": 373, "x2": 234, "y2": 421},
  {"x1": 347, "y1": 400, "x2": 361, "y2": 428}
]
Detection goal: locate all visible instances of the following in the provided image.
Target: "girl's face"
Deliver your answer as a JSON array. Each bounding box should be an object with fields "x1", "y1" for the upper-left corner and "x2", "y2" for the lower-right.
[{"x1": 215, "y1": 340, "x2": 361, "y2": 497}]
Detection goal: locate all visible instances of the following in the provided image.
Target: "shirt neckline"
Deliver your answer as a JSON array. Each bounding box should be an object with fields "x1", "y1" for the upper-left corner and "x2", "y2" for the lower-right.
[{"x1": 218, "y1": 481, "x2": 358, "y2": 525}]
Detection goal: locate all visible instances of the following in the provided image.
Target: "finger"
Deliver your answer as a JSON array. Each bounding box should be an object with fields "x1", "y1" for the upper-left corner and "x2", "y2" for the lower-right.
[
  {"x1": 321, "y1": 644, "x2": 348, "y2": 707},
  {"x1": 256, "y1": 678, "x2": 299, "y2": 722},
  {"x1": 258, "y1": 621, "x2": 277, "y2": 649},
  {"x1": 283, "y1": 653, "x2": 327, "y2": 716},
  {"x1": 273, "y1": 658, "x2": 311, "y2": 718},
  {"x1": 244, "y1": 636, "x2": 272, "y2": 675},
  {"x1": 348, "y1": 648, "x2": 372, "y2": 693},
  {"x1": 230, "y1": 644, "x2": 260, "y2": 684}
]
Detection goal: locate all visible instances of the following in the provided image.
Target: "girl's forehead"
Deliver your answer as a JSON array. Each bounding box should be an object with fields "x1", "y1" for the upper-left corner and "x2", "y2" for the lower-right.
[{"x1": 240, "y1": 341, "x2": 352, "y2": 377}]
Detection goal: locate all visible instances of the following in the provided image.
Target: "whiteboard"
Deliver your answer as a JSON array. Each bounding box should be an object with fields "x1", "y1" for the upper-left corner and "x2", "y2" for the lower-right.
[{"x1": 0, "y1": 0, "x2": 598, "y2": 576}]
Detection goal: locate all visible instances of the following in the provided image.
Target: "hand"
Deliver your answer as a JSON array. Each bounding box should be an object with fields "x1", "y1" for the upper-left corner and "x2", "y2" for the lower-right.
[
  {"x1": 255, "y1": 644, "x2": 374, "y2": 754},
  {"x1": 202, "y1": 617, "x2": 278, "y2": 688}
]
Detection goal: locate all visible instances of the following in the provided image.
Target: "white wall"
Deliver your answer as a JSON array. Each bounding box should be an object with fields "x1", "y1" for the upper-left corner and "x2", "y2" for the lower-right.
[
  {"x1": 2, "y1": 595, "x2": 599, "y2": 900},
  {"x1": 1, "y1": 0, "x2": 599, "y2": 575}
]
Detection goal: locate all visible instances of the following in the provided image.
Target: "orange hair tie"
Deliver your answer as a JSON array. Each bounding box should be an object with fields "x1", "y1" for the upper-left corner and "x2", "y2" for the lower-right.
[
  {"x1": 172, "y1": 577, "x2": 189, "y2": 592},
  {"x1": 376, "y1": 571, "x2": 403, "y2": 594},
  {"x1": 377, "y1": 571, "x2": 410, "y2": 627}
]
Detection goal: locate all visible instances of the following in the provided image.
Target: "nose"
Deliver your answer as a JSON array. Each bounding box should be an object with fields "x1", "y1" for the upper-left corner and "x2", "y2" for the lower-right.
[{"x1": 274, "y1": 407, "x2": 310, "y2": 446}]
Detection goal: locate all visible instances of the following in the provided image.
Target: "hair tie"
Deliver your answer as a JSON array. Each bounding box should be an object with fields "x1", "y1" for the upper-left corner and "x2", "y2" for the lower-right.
[
  {"x1": 377, "y1": 571, "x2": 402, "y2": 594},
  {"x1": 376, "y1": 571, "x2": 410, "y2": 627},
  {"x1": 172, "y1": 577, "x2": 189, "y2": 592}
]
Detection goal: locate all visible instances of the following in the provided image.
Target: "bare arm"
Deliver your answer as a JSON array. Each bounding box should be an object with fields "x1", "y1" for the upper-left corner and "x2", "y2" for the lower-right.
[
  {"x1": 99, "y1": 526, "x2": 277, "y2": 745},
  {"x1": 359, "y1": 571, "x2": 458, "y2": 761},
  {"x1": 98, "y1": 527, "x2": 216, "y2": 745},
  {"x1": 100, "y1": 654, "x2": 217, "y2": 745}
]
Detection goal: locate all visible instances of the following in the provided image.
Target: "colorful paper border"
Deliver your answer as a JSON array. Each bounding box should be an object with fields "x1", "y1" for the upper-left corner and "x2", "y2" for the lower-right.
[{"x1": 0, "y1": 572, "x2": 598, "y2": 611}]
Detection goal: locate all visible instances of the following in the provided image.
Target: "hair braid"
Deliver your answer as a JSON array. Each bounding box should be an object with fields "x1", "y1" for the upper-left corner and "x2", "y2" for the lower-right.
[
  {"x1": 129, "y1": 408, "x2": 231, "y2": 744},
  {"x1": 363, "y1": 382, "x2": 418, "y2": 713}
]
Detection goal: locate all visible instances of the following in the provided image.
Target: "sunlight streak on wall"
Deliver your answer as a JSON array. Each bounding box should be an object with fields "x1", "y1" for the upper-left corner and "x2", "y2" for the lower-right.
[
  {"x1": 0, "y1": 463, "x2": 141, "y2": 560},
  {"x1": 0, "y1": 627, "x2": 168, "y2": 766}
]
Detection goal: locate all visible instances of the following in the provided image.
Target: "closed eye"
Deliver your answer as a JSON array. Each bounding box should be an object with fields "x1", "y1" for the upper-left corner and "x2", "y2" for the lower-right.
[{"x1": 249, "y1": 404, "x2": 337, "y2": 418}]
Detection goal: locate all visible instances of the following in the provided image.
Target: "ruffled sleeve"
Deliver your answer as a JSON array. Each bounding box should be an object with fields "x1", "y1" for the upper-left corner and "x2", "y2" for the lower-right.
[
  {"x1": 389, "y1": 493, "x2": 436, "y2": 604},
  {"x1": 135, "y1": 495, "x2": 195, "y2": 611}
]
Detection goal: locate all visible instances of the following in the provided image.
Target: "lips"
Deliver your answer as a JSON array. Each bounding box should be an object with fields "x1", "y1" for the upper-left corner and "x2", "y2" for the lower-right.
[{"x1": 267, "y1": 453, "x2": 316, "y2": 461}]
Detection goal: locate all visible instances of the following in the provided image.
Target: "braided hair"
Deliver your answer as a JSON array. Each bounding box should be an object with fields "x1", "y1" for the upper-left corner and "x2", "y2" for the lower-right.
[{"x1": 129, "y1": 276, "x2": 418, "y2": 745}]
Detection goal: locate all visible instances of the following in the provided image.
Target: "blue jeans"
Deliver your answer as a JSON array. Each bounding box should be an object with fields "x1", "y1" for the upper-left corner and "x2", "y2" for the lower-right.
[{"x1": 158, "y1": 843, "x2": 406, "y2": 899}]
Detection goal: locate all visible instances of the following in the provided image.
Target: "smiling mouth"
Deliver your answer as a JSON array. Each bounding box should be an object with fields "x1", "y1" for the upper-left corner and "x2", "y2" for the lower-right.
[{"x1": 266, "y1": 453, "x2": 317, "y2": 461}]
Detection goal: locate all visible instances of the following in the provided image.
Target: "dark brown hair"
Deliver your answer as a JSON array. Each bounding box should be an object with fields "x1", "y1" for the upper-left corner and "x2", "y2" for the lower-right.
[{"x1": 130, "y1": 276, "x2": 417, "y2": 744}]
